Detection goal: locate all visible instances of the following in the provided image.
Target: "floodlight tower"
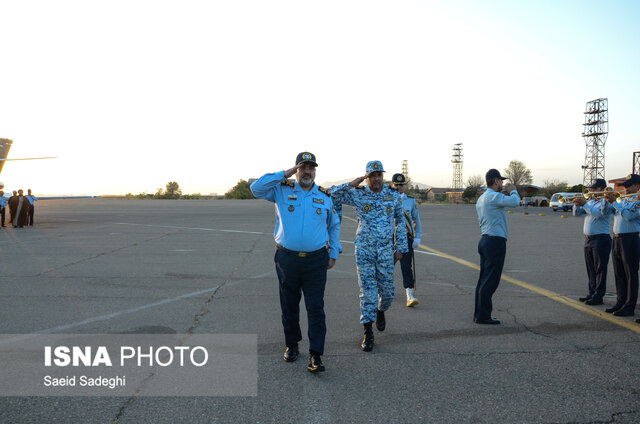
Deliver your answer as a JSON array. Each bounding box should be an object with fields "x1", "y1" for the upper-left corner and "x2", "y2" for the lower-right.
[
  {"x1": 451, "y1": 143, "x2": 463, "y2": 191},
  {"x1": 582, "y1": 98, "x2": 608, "y2": 187}
]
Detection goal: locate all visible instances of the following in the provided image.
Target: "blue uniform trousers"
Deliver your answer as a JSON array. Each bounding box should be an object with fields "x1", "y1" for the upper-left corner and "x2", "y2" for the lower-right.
[
  {"x1": 275, "y1": 246, "x2": 328, "y2": 354},
  {"x1": 356, "y1": 242, "x2": 395, "y2": 324},
  {"x1": 611, "y1": 233, "x2": 639, "y2": 312},
  {"x1": 475, "y1": 235, "x2": 506, "y2": 321},
  {"x1": 584, "y1": 234, "x2": 611, "y2": 299},
  {"x1": 400, "y1": 237, "x2": 414, "y2": 289}
]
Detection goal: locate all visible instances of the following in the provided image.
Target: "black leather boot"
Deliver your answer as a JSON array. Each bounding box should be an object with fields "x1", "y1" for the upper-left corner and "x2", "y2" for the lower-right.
[
  {"x1": 361, "y1": 322, "x2": 374, "y2": 352},
  {"x1": 376, "y1": 310, "x2": 386, "y2": 331}
]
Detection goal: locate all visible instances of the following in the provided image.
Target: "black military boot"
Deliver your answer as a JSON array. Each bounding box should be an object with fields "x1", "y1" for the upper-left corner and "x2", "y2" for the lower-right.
[
  {"x1": 376, "y1": 309, "x2": 386, "y2": 331},
  {"x1": 361, "y1": 322, "x2": 374, "y2": 352}
]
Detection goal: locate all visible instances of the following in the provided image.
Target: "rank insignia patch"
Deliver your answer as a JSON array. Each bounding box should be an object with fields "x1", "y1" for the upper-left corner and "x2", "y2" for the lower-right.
[
  {"x1": 386, "y1": 206, "x2": 392, "y2": 214},
  {"x1": 313, "y1": 198, "x2": 324, "y2": 205},
  {"x1": 316, "y1": 208, "x2": 323, "y2": 215},
  {"x1": 288, "y1": 205, "x2": 295, "y2": 212},
  {"x1": 363, "y1": 204, "x2": 371, "y2": 213}
]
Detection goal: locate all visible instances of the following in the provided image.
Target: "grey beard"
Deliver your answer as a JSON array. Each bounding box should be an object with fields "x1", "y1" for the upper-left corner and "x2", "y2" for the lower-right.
[{"x1": 299, "y1": 177, "x2": 315, "y2": 188}]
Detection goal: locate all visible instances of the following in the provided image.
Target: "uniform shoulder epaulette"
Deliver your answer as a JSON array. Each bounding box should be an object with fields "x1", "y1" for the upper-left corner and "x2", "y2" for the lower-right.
[
  {"x1": 355, "y1": 186, "x2": 364, "y2": 189},
  {"x1": 281, "y1": 180, "x2": 295, "y2": 188},
  {"x1": 406, "y1": 194, "x2": 414, "y2": 199},
  {"x1": 389, "y1": 186, "x2": 398, "y2": 191},
  {"x1": 318, "y1": 186, "x2": 331, "y2": 197}
]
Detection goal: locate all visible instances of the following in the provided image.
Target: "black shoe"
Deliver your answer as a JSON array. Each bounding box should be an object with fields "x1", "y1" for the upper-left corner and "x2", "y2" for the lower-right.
[
  {"x1": 376, "y1": 310, "x2": 386, "y2": 332},
  {"x1": 613, "y1": 308, "x2": 635, "y2": 317},
  {"x1": 474, "y1": 317, "x2": 501, "y2": 325},
  {"x1": 579, "y1": 295, "x2": 592, "y2": 302},
  {"x1": 605, "y1": 305, "x2": 623, "y2": 313},
  {"x1": 307, "y1": 352, "x2": 325, "y2": 373},
  {"x1": 283, "y1": 344, "x2": 299, "y2": 362},
  {"x1": 585, "y1": 297, "x2": 603, "y2": 305},
  {"x1": 636, "y1": 319, "x2": 640, "y2": 324},
  {"x1": 361, "y1": 322, "x2": 374, "y2": 352}
]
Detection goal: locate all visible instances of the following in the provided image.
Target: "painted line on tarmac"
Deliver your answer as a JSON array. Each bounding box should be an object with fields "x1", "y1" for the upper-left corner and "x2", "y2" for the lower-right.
[
  {"x1": 418, "y1": 243, "x2": 640, "y2": 334},
  {"x1": 0, "y1": 286, "x2": 221, "y2": 346},
  {"x1": 342, "y1": 215, "x2": 640, "y2": 334},
  {"x1": 115, "y1": 222, "x2": 270, "y2": 235}
]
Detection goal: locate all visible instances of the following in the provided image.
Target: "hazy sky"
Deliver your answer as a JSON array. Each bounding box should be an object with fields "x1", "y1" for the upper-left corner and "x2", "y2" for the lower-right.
[{"x1": 1, "y1": 0, "x2": 638, "y2": 195}]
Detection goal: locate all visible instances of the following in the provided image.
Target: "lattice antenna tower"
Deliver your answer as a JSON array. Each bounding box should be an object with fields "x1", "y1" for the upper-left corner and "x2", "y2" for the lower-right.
[
  {"x1": 402, "y1": 160, "x2": 409, "y2": 179},
  {"x1": 581, "y1": 98, "x2": 608, "y2": 186},
  {"x1": 451, "y1": 143, "x2": 463, "y2": 191},
  {"x1": 633, "y1": 151, "x2": 640, "y2": 174}
]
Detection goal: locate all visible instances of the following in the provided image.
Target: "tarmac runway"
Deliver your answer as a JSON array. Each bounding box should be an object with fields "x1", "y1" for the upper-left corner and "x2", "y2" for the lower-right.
[{"x1": 0, "y1": 198, "x2": 639, "y2": 423}]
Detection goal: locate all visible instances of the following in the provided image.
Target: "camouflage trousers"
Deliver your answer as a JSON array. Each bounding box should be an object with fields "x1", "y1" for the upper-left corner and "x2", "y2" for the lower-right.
[{"x1": 355, "y1": 243, "x2": 395, "y2": 324}]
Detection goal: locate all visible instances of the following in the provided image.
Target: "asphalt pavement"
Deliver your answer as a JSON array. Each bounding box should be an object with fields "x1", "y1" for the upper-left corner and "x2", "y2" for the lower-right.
[{"x1": 0, "y1": 199, "x2": 638, "y2": 424}]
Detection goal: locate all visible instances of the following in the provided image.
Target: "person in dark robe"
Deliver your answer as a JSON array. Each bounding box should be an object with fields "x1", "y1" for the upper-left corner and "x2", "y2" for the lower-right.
[
  {"x1": 8, "y1": 191, "x2": 17, "y2": 225},
  {"x1": 10, "y1": 189, "x2": 29, "y2": 228}
]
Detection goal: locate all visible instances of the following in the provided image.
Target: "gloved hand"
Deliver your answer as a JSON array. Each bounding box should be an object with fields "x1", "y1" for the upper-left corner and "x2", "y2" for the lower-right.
[{"x1": 412, "y1": 238, "x2": 421, "y2": 249}]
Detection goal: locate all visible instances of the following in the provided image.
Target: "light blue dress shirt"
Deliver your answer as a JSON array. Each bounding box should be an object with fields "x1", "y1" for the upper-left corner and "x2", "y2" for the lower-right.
[
  {"x1": 476, "y1": 188, "x2": 520, "y2": 239},
  {"x1": 573, "y1": 198, "x2": 614, "y2": 236},
  {"x1": 612, "y1": 195, "x2": 640, "y2": 235},
  {"x1": 250, "y1": 171, "x2": 341, "y2": 259}
]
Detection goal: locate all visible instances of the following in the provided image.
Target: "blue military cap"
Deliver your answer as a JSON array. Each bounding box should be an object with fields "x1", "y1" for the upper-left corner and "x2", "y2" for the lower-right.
[
  {"x1": 366, "y1": 160, "x2": 385, "y2": 175},
  {"x1": 588, "y1": 178, "x2": 607, "y2": 189},
  {"x1": 296, "y1": 152, "x2": 318, "y2": 166},
  {"x1": 621, "y1": 174, "x2": 640, "y2": 187}
]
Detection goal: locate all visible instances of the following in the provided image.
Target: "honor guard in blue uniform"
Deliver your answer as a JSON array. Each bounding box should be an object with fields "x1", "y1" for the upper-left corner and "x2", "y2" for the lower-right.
[
  {"x1": 26, "y1": 189, "x2": 37, "y2": 226},
  {"x1": 474, "y1": 169, "x2": 520, "y2": 325},
  {"x1": 331, "y1": 160, "x2": 408, "y2": 352},
  {"x1": 391, "y1": 173, "x2": 422, "y2": 307},
  {"x1": 250, "y1": 152, "x2": 341, "y2": 373},
  {"x1": 572, "y1": 179, "x2": 614, "y2": 306},
  {"x1": 603, "y1": 174, "x2": 640, "y2": 318}
]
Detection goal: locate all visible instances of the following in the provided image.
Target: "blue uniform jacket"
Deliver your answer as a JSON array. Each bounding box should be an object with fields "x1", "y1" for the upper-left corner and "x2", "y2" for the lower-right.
[
  {"x1": 612, "y1": 195, "x2": 640, "y2": 235},
  {"x1": 401, "y1": 193, "x2": 422, "y2": 240},
  {"x1": 573, "y1": 198, "x2": 614, "y2": 236},
  {"x1": 476, "y1": 188, "x2": 520, "y2": 239},
  {"x1": 250, "y1": 171, "x2": 341, "y2": 259},
  {"x1": 330, "y1": 183, "x2": 408, "y2": 253}
]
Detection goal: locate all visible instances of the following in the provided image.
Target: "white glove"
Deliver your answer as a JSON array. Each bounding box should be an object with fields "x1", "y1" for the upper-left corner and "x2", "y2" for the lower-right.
[{"x1": 412, "y1": 238, "x2": 421, "y2": 249}]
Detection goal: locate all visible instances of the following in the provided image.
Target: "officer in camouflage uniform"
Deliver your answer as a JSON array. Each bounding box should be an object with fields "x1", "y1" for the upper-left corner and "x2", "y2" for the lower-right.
[{"x1": 331, "y1": 160, "x2": 408, "y2": 352}]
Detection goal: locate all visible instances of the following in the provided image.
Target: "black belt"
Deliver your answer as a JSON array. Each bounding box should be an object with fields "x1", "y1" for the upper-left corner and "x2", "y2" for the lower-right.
[
  {"x1": 481, "y1": 235, "x2": 506, "y2": 241},
  {"x1": 586, "y1": 234, "x2": 610, "y2": 241},
  {"x1": 276, "y1": 244, "x2": 327, "y2": 258},
  {"x1": 613, "y1": 232, "x2": 639, "y2": 238}
]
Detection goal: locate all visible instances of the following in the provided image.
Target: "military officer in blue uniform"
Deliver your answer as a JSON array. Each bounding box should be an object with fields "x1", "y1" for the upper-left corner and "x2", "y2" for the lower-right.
[
  {"x1": 572, "y1": 179, "x2": 614, "y2": 306},
  {"x1": 603, "y1": 174, "x2": 640, "y2": 317},
  {"x1": 474, "y1": 169, "x2": 520, "y2": 325},
  {"x1": 391, "y1": 173, "x2": 422, "y2": 307},
  {"x1": 331, "y1": 161, "x2": 408, "y2": 352},
  {"x1": 250, "y1": 152, "x2": 341, "y2": 373}
]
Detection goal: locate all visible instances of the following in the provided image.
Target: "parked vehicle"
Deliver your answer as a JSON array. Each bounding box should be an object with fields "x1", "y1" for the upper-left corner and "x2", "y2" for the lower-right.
[
  {"x1": 521, "y1": 196, "x2": 549, "y2": 207},
  {"x1": 549, "y1": 192, "x2": 577, "y2": 212}
]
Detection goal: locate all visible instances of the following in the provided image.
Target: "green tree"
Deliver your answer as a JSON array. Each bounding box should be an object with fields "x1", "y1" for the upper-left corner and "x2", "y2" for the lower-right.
[
  {"x1": 225, "y1": 180, "x2": 255, "y2": 199},
  {"x1": 462, "y1": 175, "x2": 484, "y2": 201},
  {"x1": 540, "y1": 179, "x2": 569, "y2": 198},
  {"x1": 165, "y1": 181, "x2": 181, "y2": 198},
  {"x1": 503, "y1": 160, "x2": 533, "y2": 188}
]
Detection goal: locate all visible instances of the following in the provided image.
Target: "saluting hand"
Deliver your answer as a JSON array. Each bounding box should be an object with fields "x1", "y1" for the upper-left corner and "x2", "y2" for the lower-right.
[
  {"x1": 284, "y1": 164, "x2": 303, "y2": 178},
  {"x1": 349, "y1": 175, "x2": 367, "y2": 188},
  {"x1": 327, "y1": 258, "x2": 336, "y2": 270}
]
